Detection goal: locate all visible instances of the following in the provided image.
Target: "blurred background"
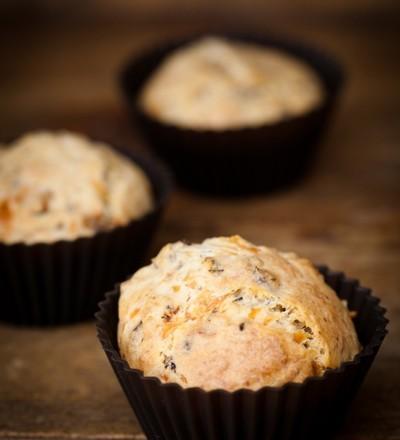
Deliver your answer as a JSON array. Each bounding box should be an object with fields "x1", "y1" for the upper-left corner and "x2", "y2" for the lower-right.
[
  {"x1": 0, "y1": 1, "x2": 399, "y2": 439},
  {"x1": 0, "y1": 0, "x2": 399, "y2": 247},
  {"x1": 1, "y1": 0, "x2": 399, "y2": 142}
]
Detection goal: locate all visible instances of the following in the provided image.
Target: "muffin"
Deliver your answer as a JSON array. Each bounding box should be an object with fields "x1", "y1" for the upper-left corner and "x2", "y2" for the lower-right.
[
  {"x1": 0, "y1": 131, "x2": 153, "y2": 244},
  {"x1": 139, "y1": 37, "x2": 324, "y2": 130},
  {"x1": 120, "y1": 33, "x2": 343, "y2": 195},
  {"x1": 118, "y1": 235, "x2": 359, "y2": 391},
  {"x1": 0, "y1": 131, "x2": 171, "y2": 325},
  {"x1": 97, "y1": 236, "x2": 387, "y2": 440}
]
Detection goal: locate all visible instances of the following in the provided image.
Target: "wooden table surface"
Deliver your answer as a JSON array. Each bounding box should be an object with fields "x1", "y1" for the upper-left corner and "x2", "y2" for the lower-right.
[{"x1": 0, "y1": 5, "x2": 399, "y2": 440}]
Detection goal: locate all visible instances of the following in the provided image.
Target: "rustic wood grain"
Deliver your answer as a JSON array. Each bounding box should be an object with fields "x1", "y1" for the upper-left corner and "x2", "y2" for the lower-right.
[{"x1": 0, "y1": 5, "x2": 399, "y2": 440}]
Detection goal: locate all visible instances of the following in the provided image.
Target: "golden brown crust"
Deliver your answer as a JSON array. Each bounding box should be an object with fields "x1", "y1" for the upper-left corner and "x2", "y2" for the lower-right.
[
  {"x1": 140, "y1": 37, "x2": 324, "y2": 130},
  {"x1": 118, "y1": 236, "x2": 360, "y2": 391},
  {"x1": 0, "y1": 131, "x2": 153, "y2": 244}
]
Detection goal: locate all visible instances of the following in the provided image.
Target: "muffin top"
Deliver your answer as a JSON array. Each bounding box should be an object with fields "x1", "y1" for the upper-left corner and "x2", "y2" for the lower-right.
[
  {"x1": 0, "y1": 131, "x2": 153, "y2": 244},
  {"x1": 139, "y1": 37, "x2": 324, "y2": 130},
  {"x1": 118, "y1": 235, "x2": 359, "y2": 391}
]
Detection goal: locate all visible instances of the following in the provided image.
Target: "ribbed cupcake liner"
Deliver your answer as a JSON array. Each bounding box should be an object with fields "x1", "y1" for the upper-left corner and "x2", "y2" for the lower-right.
[
  {"x1": 96, "y1": 266, "x2": 388, "y2": 440},
  {"x1": 0, "y1": 150, "x2": 172, "y2": 326},
  {"x1": 120, "y1": 32, "x2": 344, "y2": 195}
]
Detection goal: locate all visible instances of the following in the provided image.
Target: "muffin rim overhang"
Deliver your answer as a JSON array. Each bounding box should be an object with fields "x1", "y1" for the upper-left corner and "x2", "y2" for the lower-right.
[{"x1": 95, "y1": 265, "x2": 388, "y2": 395}]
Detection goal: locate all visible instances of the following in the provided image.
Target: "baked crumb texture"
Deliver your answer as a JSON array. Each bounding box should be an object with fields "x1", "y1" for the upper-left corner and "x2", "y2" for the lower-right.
[
  {"x1": 0, "y1": 131, "x2": 153, "y2": 244},
  {"x1": 140, "y1": 37, "x2": 324, "y2": 130},
  {"x1": 118, "y1": 235, "x2": 360, "y2": 391}
]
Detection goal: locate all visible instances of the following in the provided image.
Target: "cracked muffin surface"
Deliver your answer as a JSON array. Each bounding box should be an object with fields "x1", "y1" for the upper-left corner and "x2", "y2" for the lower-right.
[
  {"x1": 0, "y1": 131, "x2": 153, "y2": 244},
  {"x1": 118, "y1": 235, "x2": 359, "y2": 391},
  {"x1": 139, "y1": 37, "x2": 324, "y2": 130}
]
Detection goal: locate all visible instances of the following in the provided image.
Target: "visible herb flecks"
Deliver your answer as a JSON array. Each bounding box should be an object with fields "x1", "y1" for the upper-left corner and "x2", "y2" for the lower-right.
[
  {"x1": 271, "y1": 304, "x2": 286, "y2": 312},
  {"x1": 162, "y1": 354, "x2": 177, "y2": 372},
  {"x1": 161, "y1": 305, "x2": 180, "y2": 322},
  {"x1": 293, "y1": 319, "x2": 313, "y2": 336},
  {"x1": 232, "y1": 289, "x2": 243, "y2": 302},
  {"x1": 303, "y1": 326, "x2": 313, "y2": 335},
  {"x1": 204, "y1": 257, "x2": 224, "y2": 273},
  {"x1": 133, "y1": 320, "x2": 143, "y2": 332},
  {"x1": 183, "y1": 340, "x2": 192, "y2": 351},
  {"x1": 254, "y1": 266, "x2": 280, "y2": 289},
  {"x1": 293, "y1": 319, "x2": 304, "y2": 329},
  {"x1": 239, "y1": 322, "x2": 245, "y2": 331}
]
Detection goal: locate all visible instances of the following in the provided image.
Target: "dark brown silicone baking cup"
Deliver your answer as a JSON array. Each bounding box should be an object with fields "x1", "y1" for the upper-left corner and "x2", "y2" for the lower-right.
[
  {"x1": 96, "y1": 266, "x2": 387, "y2": 440},
  {"x1": 0, "y1": 149, "x2": 172, "y2": 326},
  {"x1": 120, "y1": 33, "x2": 344, "y2": 195}
]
